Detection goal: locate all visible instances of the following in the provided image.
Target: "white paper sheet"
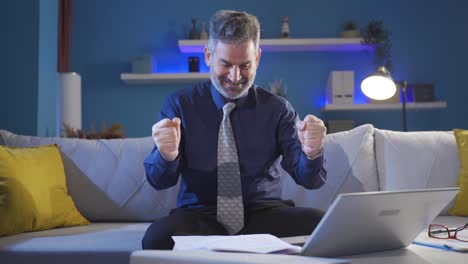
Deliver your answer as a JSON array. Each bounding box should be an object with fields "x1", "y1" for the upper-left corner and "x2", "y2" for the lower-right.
[{"x1": 172, "y1": 234, "x2": 302, "y2": 254}]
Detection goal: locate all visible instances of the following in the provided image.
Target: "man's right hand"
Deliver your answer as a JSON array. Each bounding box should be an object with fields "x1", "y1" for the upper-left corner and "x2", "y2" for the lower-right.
[{"x1": 152, "y1": 117, "x2": 181, "y2": 161}]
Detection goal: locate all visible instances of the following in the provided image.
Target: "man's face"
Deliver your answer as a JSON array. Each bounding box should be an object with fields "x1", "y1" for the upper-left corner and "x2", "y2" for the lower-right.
[{"x1": 205, "y1": 40, "x2": 261, "y2": 99}]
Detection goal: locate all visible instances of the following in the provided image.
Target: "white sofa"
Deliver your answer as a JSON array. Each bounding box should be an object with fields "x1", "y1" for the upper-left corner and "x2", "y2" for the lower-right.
[{"x1": 0, "y1": 124, "x2": 466, "y2": 264}]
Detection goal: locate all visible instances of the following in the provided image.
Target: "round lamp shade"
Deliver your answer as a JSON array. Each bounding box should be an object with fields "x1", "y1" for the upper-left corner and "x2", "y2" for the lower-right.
[{"x1": 361, "y1": 74, "x2": 397, "y2": 100}]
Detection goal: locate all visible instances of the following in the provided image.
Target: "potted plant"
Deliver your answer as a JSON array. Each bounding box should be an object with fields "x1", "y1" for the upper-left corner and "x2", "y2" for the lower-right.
[
  {"x1": 62, "y1": 122, "x2": 125, "y2": 139},
  {"x1": 361, "y1": 19, "x2": 393, "y2": 72},
  {"x1": 340, "y1": 20, "x2": 360, "y2": 38}
]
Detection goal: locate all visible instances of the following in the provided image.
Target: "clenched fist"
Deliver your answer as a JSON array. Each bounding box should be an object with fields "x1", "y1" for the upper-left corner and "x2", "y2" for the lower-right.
[
  {"x1": 296, "y1": 115, "x2": 326, "y2": 158},
  {"x1": 152, "y1": 117, "x2": 181, "y2": 161}
]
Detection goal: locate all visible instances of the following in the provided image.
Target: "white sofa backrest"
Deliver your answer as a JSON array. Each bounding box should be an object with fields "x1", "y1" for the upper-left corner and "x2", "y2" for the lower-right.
[
  {"x1": 0, "y1": 130, "x2": 179, "y2": 221},
  {"x1": 1, "y1": 125, "x2": 380, "y2": 221},
  {"x1": 281, "y1": 124, "x2": 379, "y2": 210},
  {"x1": 15, "y1": 125, "x2": 455, "y2": 220},
  {"x1": 374, "y1": 129, "x2": 460, "y2": 215}
]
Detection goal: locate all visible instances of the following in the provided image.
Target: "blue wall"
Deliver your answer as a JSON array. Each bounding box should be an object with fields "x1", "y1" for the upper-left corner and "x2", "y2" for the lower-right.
[
  {"x1": 70, "y1": 0, "x2": 468, "y2": 137},
  {"x1": 37, "y1": 0, "x2": 59, "y2": 136},
  {"x1": 2, "y1": 0, "x2": 57, "y2": 136},
  {"x1": 4, "y1": 0, "x2": 465, "y2": 137},
  {"x1": 3, "y1": 0, "x2": 40, "y2": 136}
]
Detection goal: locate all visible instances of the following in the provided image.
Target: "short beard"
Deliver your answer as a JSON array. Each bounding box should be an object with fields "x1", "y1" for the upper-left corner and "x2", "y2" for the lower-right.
[{"x1": 210, "y1": 70, "x2": 254, "y2": 100}]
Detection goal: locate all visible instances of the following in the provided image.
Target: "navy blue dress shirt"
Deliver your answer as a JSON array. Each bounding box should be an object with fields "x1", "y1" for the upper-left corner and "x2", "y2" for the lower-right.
[{"x1": 144, "y1": 81, "x2": 326, "y2": 208}]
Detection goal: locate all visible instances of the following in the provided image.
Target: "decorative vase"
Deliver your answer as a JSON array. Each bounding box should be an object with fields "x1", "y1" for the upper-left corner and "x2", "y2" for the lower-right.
[
  {"x1": 281, "y1": 16, "x2": 290, "y2": 38},
  {"x1": 56, "y1": 72, "x2": 81, "y2": 136},
  {"x1": 200, "y1": 21, "x2": 208, "y2": 40},
  {"x1": 189, "y1": 18, "x2": 200, "y2": 40},
  {"x1": 340, "y1": 30, "x2": 360, "y2": 38}
]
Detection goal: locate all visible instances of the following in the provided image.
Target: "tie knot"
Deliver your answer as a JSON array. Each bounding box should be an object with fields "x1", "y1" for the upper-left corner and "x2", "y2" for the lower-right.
[{"x1": 222, "y1": 102, "x2": 236, "y2": 117}]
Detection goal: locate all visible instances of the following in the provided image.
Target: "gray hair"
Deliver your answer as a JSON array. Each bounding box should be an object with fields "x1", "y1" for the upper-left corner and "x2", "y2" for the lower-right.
[{"x1": 207, "y1": 10, "x2": 261, "y2": 54}]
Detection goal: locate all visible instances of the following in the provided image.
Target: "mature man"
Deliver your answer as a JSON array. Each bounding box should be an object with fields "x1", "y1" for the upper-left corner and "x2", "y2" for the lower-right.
[{"x1": 142, "y1": 10, "x2": 327, "y2": 250}]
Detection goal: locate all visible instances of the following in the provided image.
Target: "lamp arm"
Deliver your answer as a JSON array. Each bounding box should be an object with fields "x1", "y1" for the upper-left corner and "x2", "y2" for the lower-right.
[
  {"x1": 397, "y1": 80, "x2": 408, "y2": 131},
  {"x1": 395, "y1": 80, "x2": 407, "y2": 91}
]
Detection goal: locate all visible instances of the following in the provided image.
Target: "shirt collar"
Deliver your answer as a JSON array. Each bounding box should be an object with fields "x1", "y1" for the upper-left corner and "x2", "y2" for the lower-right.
[{"x1": 210, "y1": 82, "x2": 256, "y2": 110}]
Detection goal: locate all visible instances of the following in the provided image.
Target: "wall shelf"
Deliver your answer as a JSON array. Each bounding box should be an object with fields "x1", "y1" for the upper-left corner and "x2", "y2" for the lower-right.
[
  {"x1": 122, "y1": 38, "x2": 371, "y2": 85},
  {"x1": 178, "y1": 38, "x2": 372, "y2": 53},
  {"x1": 120, "y1": 73, "x2": 210, "y2": 84},
  {"x1": 322, "y1": 101, "x2": 447, "y2": 111}
]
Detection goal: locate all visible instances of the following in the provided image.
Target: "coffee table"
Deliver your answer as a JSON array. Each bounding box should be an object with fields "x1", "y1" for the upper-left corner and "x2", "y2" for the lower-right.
[
  {"x1": 130, "y1": 231, "x2": 467, "y2": 264},
  {"x1": 130, "y1": 245, "x2": 467, "y2": 264},
  {"x1": 130, "y1": 250, "x2": 349, "y2": 264}
]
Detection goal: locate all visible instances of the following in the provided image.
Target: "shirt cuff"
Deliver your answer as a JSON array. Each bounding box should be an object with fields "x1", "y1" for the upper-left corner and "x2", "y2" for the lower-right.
[
  {"x1": 304, "y1": 148, "x2": 324, "y2": 161},
  {"x1": 300, "y1": 150, "x2": 324, "y2": 168},
  {"x1": 144, "y1": 146, "x2": 180, "y2": 170},
  {"x1": 298, "y1": 151, "x2": 326, "y2": 189}
]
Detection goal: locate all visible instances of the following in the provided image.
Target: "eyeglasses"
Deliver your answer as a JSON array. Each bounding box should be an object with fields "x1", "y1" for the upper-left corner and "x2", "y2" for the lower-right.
[{"x1": 428, "y1": 223, "x2": 468, "y2": 242}]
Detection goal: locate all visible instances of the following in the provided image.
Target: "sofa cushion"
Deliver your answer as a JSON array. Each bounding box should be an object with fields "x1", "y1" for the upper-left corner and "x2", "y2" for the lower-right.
[
  {"x1": 374, "y1": 129, "x2": 460, "y2": 215},
  {"x1": 281, "y1": 124, "x2": 379, "y2": 210},
  {"x1": 0, "y1": 145, "x2": 89, "y2": 236},
  {"x1": 449, "y1": 129, "x2": 468, "y2": 216},
  {"x1": 0, "y1": 130, "x2": 179, "y2": 222},
  {"x1": 0, "y1": 222, "x2": 150, "y2": 264}
]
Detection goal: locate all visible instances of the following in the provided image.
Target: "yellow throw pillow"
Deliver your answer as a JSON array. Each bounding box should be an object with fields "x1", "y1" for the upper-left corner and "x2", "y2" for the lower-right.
[
  {"x1": 449, "y1": 129, "x2": 468, "y2": 216},
  {"x1": 0, "y1": 144, "x2": 89, "y2": 236}
]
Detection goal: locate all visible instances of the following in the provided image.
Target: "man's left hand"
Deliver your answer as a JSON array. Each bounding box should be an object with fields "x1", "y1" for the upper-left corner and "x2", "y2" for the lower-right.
[{"x1": 296, "y1": 115, "x2": 326, "y2": 157}]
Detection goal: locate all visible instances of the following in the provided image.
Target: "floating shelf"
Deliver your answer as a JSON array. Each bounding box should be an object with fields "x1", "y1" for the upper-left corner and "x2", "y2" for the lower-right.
[
  {"x1": 120, "y1": 73, "x2": 210, "y2": 84},
  {"x1": 322, "y1": 101, "x2": 447, "y2": 111},
  {"x1": 178, "y1": 38, "x2": 372, "y2": 53}
]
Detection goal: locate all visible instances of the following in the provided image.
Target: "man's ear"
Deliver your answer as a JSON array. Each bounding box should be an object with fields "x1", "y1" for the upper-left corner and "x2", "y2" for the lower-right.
[
  {"x1": 204, "y1": 46, "x2": 211, "y2": 67},
  {"x1": 255, "y1": 47, "x2": 262, "y2": 68}
]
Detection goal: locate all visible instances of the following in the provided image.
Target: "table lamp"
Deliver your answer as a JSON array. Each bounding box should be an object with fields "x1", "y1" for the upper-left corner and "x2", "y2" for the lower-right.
[{"x1": 361, "y1": 66, "x2": 408, "y2": 131}]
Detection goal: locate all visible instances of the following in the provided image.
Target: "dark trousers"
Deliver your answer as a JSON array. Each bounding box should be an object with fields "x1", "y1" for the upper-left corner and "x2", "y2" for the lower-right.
[{"x1": 142, "y1": 200, "x2": 324, "y2": 249}]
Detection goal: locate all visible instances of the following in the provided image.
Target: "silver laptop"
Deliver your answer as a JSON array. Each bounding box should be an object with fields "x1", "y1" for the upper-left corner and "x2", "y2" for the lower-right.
[{"x1": 299, "y1": 188, "x2": 459, "y2": 258}]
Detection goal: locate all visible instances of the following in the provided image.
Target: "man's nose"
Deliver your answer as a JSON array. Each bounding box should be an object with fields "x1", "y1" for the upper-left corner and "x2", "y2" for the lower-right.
[{"x1": 228, "y1": 66, "x2": 241, "y2": 84}]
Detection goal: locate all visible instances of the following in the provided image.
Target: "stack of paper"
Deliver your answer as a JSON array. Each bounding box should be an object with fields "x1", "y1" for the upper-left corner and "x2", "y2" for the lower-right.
[{"x1": 172, "y1": 234, "x2": 302, "y2": 254}]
